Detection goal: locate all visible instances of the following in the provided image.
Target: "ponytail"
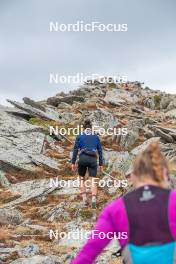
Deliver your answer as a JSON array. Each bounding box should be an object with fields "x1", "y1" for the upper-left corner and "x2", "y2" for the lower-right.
[{"x1": 133, "y1": 142, "x2": 169, "y2": 183}]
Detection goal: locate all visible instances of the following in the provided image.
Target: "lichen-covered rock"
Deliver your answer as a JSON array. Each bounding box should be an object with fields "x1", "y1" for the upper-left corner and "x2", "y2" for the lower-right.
[
  {"x1": 10, "y1": 255, "x2": 58, "y2": 264},
  {"x1": 18, "y1": 244, "x2": 39, "y2": 258},
  {"x1": 131, "y1": 137, "x2": 160, "y2": 156},
  {"x1": 0, "y1": 208, "x2": 23, "y2": 225},
  {"x1": 104, "y1": 88, "x2": 139, "y2": 106},
  {"x1": 104, "y1": 151, "x2": 133, "y2": 174}
]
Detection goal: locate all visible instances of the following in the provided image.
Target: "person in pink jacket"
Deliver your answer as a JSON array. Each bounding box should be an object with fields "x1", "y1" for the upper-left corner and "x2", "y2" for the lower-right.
[{"x1": 71, "y1": 142, "x2": 176, "y2": 264}]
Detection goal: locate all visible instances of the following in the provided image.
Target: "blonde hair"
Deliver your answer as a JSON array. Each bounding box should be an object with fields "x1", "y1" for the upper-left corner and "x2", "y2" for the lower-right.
[{"x1": 133, "y1": 142, "x2": 169, "y2": 183}]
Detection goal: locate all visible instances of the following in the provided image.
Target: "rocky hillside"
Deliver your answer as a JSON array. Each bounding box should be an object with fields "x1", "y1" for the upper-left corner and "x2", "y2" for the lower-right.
[{"x1": 0, "y1": 81, "x2": 176, "y2": 264}]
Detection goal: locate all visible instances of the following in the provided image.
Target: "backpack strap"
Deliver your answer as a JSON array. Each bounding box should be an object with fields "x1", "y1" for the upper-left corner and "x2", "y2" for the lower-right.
[
  {"x1": 113, "y1": 197, "x2": 129, "y2": 248},
  {"x1": 168, "y1": 190, "x2": 176, "y2": 240}
]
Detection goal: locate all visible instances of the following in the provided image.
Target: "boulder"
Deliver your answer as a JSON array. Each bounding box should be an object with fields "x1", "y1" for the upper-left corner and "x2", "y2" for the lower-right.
[
  {"x1": 38, "y1": 202, "x2": 70, "y2": 222},
  {"x1": 143, "y1": 97, "x2": 155, "y2": 109},
  {"x1": 131, "y1": 137, "x2": 160, "y2": 156},
  {"x1": 160, "y1": 96, "x2": 171, "y2": 109},
  {"x1": 160, "y1": 143, "x2": 176, "y2": 159},
  {"x1": 104, "y1": 88, "x2": 139, "y2": 106},
  {"x1": 0, "y1": 107, "x2": 61, "y2": 172},
  {"x1": 114, "y1": 119, "x2": 144, "y2": 150},
  {"x1": 10, "y1": 255, "x2": 58, "y2": 264},
  {"x1": 152, "y1": 128, "x2": 174, "y2": 143},
  {"x1": 23, "y1": 97, "x2": 46, "y2": 112},
  {"x1": 18, "y1": 244, "x2": 39, "y2": 258},
  {"x1": 3, "y1": 179, "x2": 62, "y2": 208},
  {"x1": 30, "y1": 154, "x2": 59, "y2": 170},
  {"x1": 119, "y1": 130, "x2": 139, "y2": 150},
  {"x1": 104, "y1": 151, "x2": 133, "y2": 174},
  {"x1": 166, "y1": 109, "x2": 176, "y2": 119},
  {"x1": 0, "y1": 208, "x2": 23, "y2": 225},
  {"x1": 47, "y1": 95, "x2": 84, "y2": 107},
  {"x1": 167, "y1": 98, "x2": 176, "y2": 111},
  {"x1": 0, "y1": 169, "x2": 10, "y2": 187},
  {"x1": 7, "y1": 99, "x2": 62, "y2": 122},
  {"x1": 83, "y1": 108, "x2": 117, "y2": 129}
]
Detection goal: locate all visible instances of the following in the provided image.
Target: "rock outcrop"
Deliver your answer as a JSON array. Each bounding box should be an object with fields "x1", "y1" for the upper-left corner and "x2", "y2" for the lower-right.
[{"x1": 0, "y1": 81, "x2": 175, "y2": 263}]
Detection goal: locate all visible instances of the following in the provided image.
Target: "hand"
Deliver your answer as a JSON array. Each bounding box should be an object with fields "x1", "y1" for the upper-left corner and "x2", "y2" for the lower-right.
[{"x1": 71, "y1": 164, "x2": 77, "y2": 172}]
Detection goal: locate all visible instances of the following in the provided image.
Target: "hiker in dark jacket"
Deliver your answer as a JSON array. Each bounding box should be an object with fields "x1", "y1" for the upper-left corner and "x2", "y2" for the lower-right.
[{"x1": 71, "y1": 120, "x2": 103, "y2": 208}]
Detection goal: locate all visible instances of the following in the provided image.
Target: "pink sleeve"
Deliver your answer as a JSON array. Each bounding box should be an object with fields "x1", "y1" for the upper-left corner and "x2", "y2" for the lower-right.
[
  {"x1": 168, "y1": 190, "x2": 176, "y2": 240},
  {"x1": 71, "y1": 198, "x2": 128, "y2": 264}
]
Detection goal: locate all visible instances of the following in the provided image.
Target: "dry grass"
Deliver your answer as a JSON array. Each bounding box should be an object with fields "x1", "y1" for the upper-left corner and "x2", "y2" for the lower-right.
[
  {"x1": 0, "y1": 227, "x2": 11, "y2": 242},
  {"x1": 0, "y1": 189, "x2": 21, "y2": 206}
]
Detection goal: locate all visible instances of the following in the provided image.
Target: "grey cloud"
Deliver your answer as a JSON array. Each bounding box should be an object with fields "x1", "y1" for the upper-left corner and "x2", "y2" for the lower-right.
[{"x1": 0, "y1": 0, "x2": 175, "y2": 105}]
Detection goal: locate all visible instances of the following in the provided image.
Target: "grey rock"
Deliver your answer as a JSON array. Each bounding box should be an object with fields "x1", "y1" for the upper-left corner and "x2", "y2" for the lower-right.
[
  {"x1": 170, "y1": 175, "x2": 176, "y2": 189},
  {"x1": 104, "y1": 88, "x2": 139, "y2": 106},
  {"x1": 0, "y1": 208, "x2": 23, "y2": 225},
  {"x1": 119, "y1": 130, "x2": 139, "y2": 150},
  {"x1": 0, "y1": 169, "x2": 10, "y2": 187},
  {"x1": 47, "y1": 95, "x2": 84, "y2": 107},
  {"x1": 0, "y1": 149, "x2": 36, "y2": 171},
  {"x1": 160, "y1": 96, "x2": 171, "y2": 109},
  {"x1": 23, "y1": 97, "x2": 46, "y2": 112},
  {"x1": 53, "y1": 179, "x2": 79, "y2": 195},
  {"x1": 114, "y1": 119, "x2": 144, "y2": 150},
  {"x1": 131, "y1": 137, "x2": 160, "y2": 156},
  {"x1": 160, "y1": 143, "x2": 176, "y2": 159},
  {"x1": 0, "y1": 107, "x2": 62, "y2": 172},
  {"x1": 3, "y1": 106, "x2": 31, "y2": 119},
  {"x1": 0, "y1": 247, "x2": 18, "y2": 254},
  {"x1": 104, "y1": 151, "x2": 133, "y2": 174},
  {"x1": 166, "y1": 109, "x2": 176, "y2": 119},
  {"x1": 3, "y1": 179, "x2": 61, "y2": 208},
  {"x1": 71, "y1": 84, "x2": 105, "y2": 98},
  {"x1": 152, "y1": 128, "x2": 174, "y2": 143},
  {"x1": 84, "y1": 108, "x2": 117, "y2": 129},
  {"x1": 10, "y1": 255, "x2": 59, "y2": 264},
  {"x1": 18, "y1": 244, "x2": 39, "y2": 258},
  {"x1": 167, "y1": 98, "x2": 176, "y2": 111},
  {"x1": 38, "y1": 202, "x2": 70, "y2": 222},
  {"x1": 57, "y1": 102, "x2": 72, "y2": 109},
  {"x1": 0, "y1": 106, "x2": 42, "y2": 136},
  {"x1": 144, "y1": 97, "x2": 155, "y2": 109},
  {"x1": 0, "y1": 107, "x2": 47, "y2": 171},
  {"x1": 7, "y1": 99, "x2": 62, "y2": 122},
  {"x1": 149, "y1": 125, "x2": 176, "y2": 143},
  {"x1": 30, "y1": 154, "x2": 59, "y2": 170},
  {"x1": 150, "y1": 125, "x2": 176, "y2": 135},
  {"x1": 0, "y1": 131, "x2": 45, "y2": 154},
  {"x1": 23, "y1": 224, "x2": 47, "y2": 232},
  {"x1": 144, "y1": 129, "x2": 155, "y2": 139},
  {"x1": 44, "y1": 136, "x2": 64, "y2": 153}
]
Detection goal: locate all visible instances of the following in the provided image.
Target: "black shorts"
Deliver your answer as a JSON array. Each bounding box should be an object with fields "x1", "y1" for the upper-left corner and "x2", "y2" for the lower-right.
[{"x1": 78, "y1": 153, "x2": 97, "y2": 177}]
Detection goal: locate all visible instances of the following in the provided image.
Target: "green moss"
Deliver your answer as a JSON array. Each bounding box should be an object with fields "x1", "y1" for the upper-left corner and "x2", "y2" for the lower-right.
[
  {"x1": 154, "y1": 95, "x2": 161, "y2": 109},
  {"x1": 29, "y1": 117, "x2": 58, "y2": 135},
  {"x1": 29, "y1": 117, "x2": 51, "y2": 128}
]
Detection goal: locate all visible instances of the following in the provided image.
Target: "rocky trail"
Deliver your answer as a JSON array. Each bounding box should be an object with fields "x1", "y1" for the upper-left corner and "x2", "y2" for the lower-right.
[{"x1": 0, "y1": 81, "x2": 176, "y2": 263}]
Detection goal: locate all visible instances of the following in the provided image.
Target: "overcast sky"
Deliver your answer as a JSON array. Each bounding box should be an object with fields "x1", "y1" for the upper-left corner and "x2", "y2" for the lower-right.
[{"x1": 0, "y1": 0, "x2": 176, "y2": 105}]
